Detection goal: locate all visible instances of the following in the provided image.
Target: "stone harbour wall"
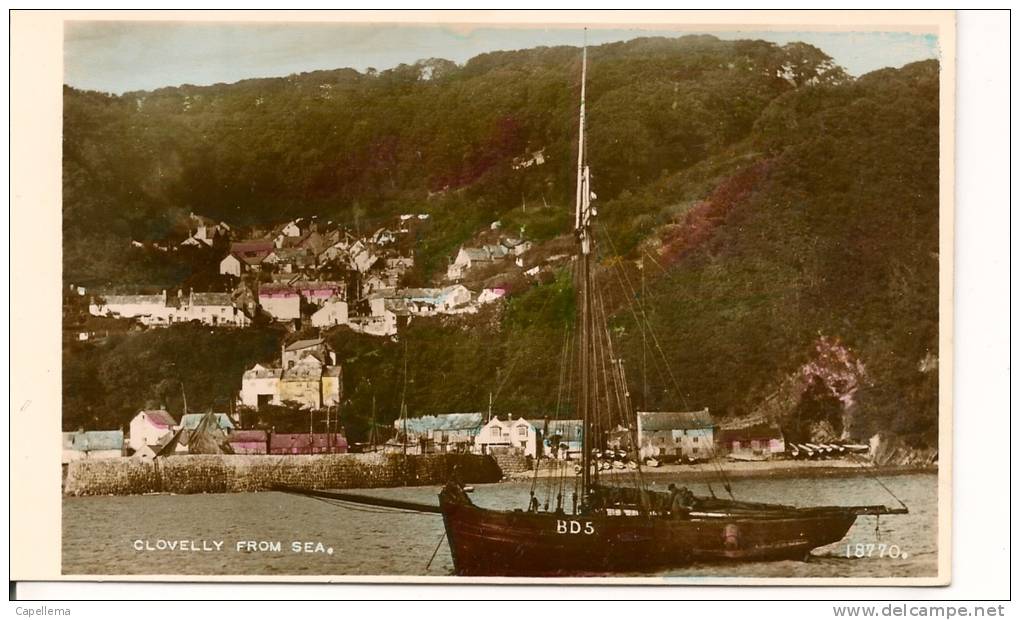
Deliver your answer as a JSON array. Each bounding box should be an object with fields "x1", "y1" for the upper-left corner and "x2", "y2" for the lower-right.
[
  {"x1": 63, "y1": 452, "x2": 503, "y2": 497},
  {"x1": 491, "y1": 453, "x2": 531, "y2": 476}
]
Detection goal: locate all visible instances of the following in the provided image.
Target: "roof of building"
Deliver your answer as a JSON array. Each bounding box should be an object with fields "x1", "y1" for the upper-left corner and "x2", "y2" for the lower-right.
[
  {"x1": 637, "y1": 409, "x2": 714, "y2": 432},
  {"x1": 312, "y1": 300, "x2": 347, "y2": 315},
  {"x1": 179, "y1": 413, "x2": 235, "y2": 431},
  {"x1": 258, "y1": 283, "x2": 301, "y2": 296},
  {"x1": 190, "y1": 292, "x2": 233, "y2": 307},
  {"x1": 228, "y1": 430, "x2": 269, "y2": 443},
  {"x1": 285, "y1": 338, "x2": 325, "y2": 352},
  {"x1": 97, "y1": 294, "x2": 165, "y2": 306},
  {"x1": 543, "y1": 419, "x2": 585, "y2": 442},
  {"x1": 271, "y1": 247, "x2": 314, "y2": 262},
  {"x1": 137, "y1": 410, "x2": 177, "y2": 428},
  {"x1": 269, "y1": 433, "x2": 348, "y2": 450},
  {"x1": 400, "y1": 413, "x2": 484, "y2": 434},
  {"x1": 716, "y1": 422, "x2": 784, "y2": 443},
  {"x1": 483, "y1": 244, "x2": 509, "y2": 258},
  {"x1": 62, "y1": 430, "x2": 124, "y2": 452},
  {"x1": 461, "y1": 247, "x2": 494, "y2": 262},
  {"x1": 243, "y1": 364, "x2": 283, "y2": 379},
  {"x1": 231, "y1": 240, "x2": 275, "y2": 254}
]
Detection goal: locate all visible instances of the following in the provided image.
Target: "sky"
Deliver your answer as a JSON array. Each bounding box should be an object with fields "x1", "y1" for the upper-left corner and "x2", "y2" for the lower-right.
[{"x1": 64, "y1": 22, "x2": 942, "y2": 95}]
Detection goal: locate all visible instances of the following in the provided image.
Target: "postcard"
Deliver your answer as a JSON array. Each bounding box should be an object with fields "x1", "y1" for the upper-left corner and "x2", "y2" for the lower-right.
[{"x1": 10, "y1": 9, "x2": 954, "y2": 585}]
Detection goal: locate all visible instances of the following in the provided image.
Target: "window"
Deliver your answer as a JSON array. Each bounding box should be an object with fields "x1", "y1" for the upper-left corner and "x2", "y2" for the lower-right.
[
  {"x1": 491, "y1": 427, "x2": 501, "y2": 438},
  {"x1": 517, "y1": 426, "x2": 528, "y2": 437},
  {"x1": 693, "y1": 436, "x2": 699, "y2": 443}
]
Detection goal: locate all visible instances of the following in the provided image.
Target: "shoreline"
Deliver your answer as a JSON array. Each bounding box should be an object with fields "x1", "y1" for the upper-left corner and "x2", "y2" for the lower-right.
[{"x1": 505, "y1": 458, "x2": 936, "y2": 482}]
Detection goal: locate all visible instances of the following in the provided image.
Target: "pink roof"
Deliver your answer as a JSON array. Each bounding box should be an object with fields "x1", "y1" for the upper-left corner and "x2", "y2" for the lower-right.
[{"x1": 139, "y1": 410, "x2": 177, "y2": 428}]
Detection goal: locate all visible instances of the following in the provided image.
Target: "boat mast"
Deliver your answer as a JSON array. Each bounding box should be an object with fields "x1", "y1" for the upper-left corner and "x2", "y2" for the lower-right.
[{"x1": 574, "y1": 36, "x2": 596, "y2": 499}]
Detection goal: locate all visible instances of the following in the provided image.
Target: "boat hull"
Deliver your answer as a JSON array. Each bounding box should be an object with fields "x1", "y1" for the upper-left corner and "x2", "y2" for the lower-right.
[{"x1": 439, "y1": 492, "x2": 857, "y2": 577}]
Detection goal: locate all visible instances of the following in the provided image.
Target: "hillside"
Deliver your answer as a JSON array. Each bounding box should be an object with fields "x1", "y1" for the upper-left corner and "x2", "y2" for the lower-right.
[{"x1": 62, "y1": 36, "x2": 940, "y2": 446}]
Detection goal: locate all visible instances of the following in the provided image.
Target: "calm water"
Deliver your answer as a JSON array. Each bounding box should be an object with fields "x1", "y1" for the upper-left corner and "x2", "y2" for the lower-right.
[{"x1": 63, "y1": 472, "x2": 937, "y2": 578}]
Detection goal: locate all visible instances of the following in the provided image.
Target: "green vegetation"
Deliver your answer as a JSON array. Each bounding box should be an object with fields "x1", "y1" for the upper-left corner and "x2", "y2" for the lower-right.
[{"x1": 62, "y1": 37, "x2": 939, "y2": 446}]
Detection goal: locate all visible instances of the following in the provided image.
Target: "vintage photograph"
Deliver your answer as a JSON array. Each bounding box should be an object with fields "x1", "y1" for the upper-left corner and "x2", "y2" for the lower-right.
[{"x1": 57, "y1": 13, "x2": 949, "y2": 581}]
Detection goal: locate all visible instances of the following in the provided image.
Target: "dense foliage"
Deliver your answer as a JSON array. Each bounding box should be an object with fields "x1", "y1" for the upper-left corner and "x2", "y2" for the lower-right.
[{"x1": 62, "y1": 36, "x2": 939, "y2": 446}]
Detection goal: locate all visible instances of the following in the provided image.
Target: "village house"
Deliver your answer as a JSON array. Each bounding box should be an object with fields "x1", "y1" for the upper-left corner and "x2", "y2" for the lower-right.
[
  {"x1": 227, "y1": 429, "x2": 269, "y2": 455},
  {"x1": 512, "y1": 148, "x2": 547, "y2": 170},
  {"x1": 240, "y1": 339, "x2": 342, "y2": 410},
  {"x1": 500, "y1": 237, "x2": 533, "y2": 257},
  {"x1": 239, "y1": 364, "x2": 284, "y2": 410},
  {"x1": 269, "y1": 433, "x2": 348, "y2": 455},
  {"x1": 371, "y1": 228, "x2": 397, "y2": 246},
  {"x1": 478, "y1": 287, "x2": 508, "y2": 304},
  {"x1": 222, "y1": 240, "x2": 275, "y2": 275},
  {"x1": 292, "y1": 281, "x2": 345, "y2": 307},
  {"x1": 347, "y1": 294, "x2": 402, "y2": 337},
  {"x1": 88, "y1": 291, "x2": 174, "y2": 325},
  {"x1": 539, "y1": 419, "x2": 584, "y2": 460},
  {"x1": 393, "y1": 413, "x2": 484, "y2": 454},
  {"x1": 474, "y1": 416, "x2": 541, "y2": 457},
  {"x1": 189, "y1": 213, "x2": 230, "y2": 243},
  {"x1": 446, "y1": 246, "x2": 498, "y2": 281},
  {"x1": 636, "y1": 409, "x2": 715, "y2": 463},
  {"x1": 283, "y1": 338, "x2": 336, "y2": 367},
  {"x1": 265, "y1": 247, "x2": 316, "y2": 273},
  {"x1": 717, "y1": 420, "x2": 786, "y2": 461},
  {"x1": 311, "y1": 299, "x2": 349, "y2": 328},
  {"x1": 128, "y1": 409, "x2": 177, "y2": 453},
  {"x1": 317, "y1": 231, "x2": 355, "y2": 263},
  {"x1": 179, "y1": 291, "x2": 250, "y2": 327},
  {"x1": 219, "y1": 253, "x2": 244, "y2": 278},
  {"x1": 258, "y1": 284, "x2": 301, "y2": 321},
  {"x1": 349, "y1": 240, "x2": 379, "y2": 273},
  {"x1": 61, "y1": 430, "x2": 125, "y2": 463}
]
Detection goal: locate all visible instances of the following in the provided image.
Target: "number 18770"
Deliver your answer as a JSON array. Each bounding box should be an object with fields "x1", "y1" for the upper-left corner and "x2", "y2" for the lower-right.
[{"x1": 845, "y1": 543, "x2": 906, "y2": 558}]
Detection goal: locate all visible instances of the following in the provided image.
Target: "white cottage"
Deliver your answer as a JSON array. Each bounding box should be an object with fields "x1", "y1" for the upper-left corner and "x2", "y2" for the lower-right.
[
  {"x1": 128, "y1": 410, "x2": 178, "y2": 453},
  {"x1": 311, "y1": 300, "x2": 349, "y2": 328},
  {"x1": 474, "y1": 416, "x2": 540, "y2": 457}
]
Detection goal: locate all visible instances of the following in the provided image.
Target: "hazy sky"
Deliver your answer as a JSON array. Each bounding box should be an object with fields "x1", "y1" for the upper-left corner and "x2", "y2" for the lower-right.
[{"x1": 64, "y1": 22, "x2": 941, "y2": 94}]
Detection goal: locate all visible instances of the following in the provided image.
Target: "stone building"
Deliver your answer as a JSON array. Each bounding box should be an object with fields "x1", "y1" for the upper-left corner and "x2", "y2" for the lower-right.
[{"x1": 240, "y1": 338, "x2": 341, "y2": 410}]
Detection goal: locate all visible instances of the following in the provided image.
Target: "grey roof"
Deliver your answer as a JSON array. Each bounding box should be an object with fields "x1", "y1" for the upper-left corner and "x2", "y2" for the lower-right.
[
  {"x1": 62, "y1": 430, "x2": 124, "y2": 452},
  {"x1": 543, "y1": 419, "x2": 585, "y2": 442},
  {"x1": 285, "y1": 338, "x2": 325, "y2": 352},
  {"x1": 98, "y1": 294, "x2": 164, "y2": 306},
  {"x1": 191, "y1": 292, "x2": 232, "y2": 306},
  {"x1": 179, "y1": 413, "x2": 235, "y2": 431},
  {"x1": 637, "y1": 409, "x2": 713, "y2": 432},
  {"x1": 462, "y1": 248, "x2": 494, "y2": 262},
  {"x1": 400, "y1": 413, "x2": 484, "y2": 434}
]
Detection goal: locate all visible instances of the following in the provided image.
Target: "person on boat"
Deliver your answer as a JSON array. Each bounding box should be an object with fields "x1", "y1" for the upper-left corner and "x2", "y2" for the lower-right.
[
  {"x1": 528, "y1": 492, "x2": 540, "y2": 513},
  {"x1": 667, "y1": 483, "x2": 695, "y2": 517}
]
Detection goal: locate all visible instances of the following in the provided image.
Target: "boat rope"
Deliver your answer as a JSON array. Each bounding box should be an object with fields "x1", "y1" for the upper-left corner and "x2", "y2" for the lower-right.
[
  {"x1": 425, "y1": 531, "x2": 448, "y2": 571},
  {"x1": 531, "y1": 326, "x2": 573, "y2": 504},
  {"x1": 846, "y1": 452, "x2": 910, "y2": 511},
  {"x1": 597, "y1": 224, "x2": 738, "y2": 500}
]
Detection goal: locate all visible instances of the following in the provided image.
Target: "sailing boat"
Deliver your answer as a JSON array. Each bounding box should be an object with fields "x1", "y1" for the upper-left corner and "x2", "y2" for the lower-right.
[
  {"x1": 433, "y1": 42, "x2": 907, "y2": 577},
  {"x1": 281, "y1": 40, "x2": 907, "y2": 577}
]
